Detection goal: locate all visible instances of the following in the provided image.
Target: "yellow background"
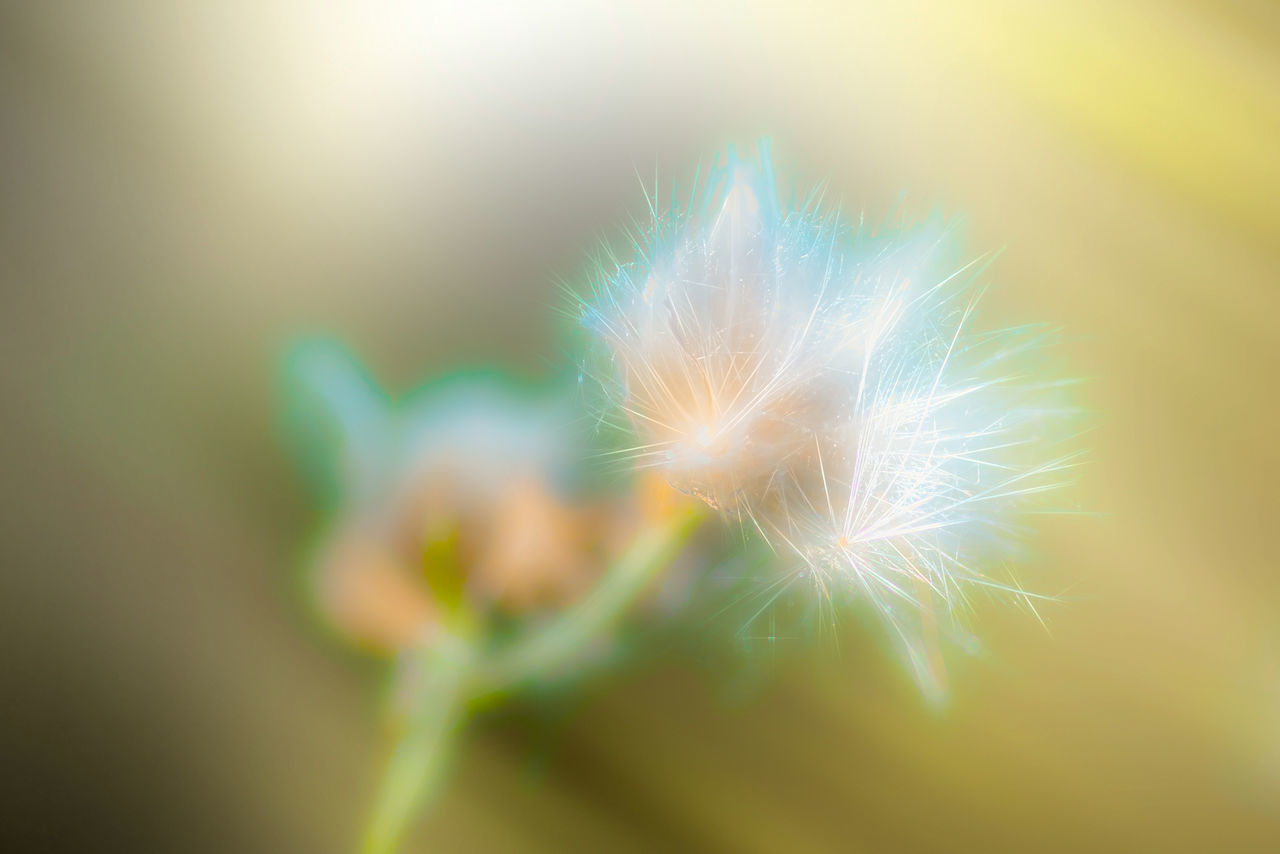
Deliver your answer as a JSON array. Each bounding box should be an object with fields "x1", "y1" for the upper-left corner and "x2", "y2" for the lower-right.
[{"x1": 2, "y1": 1, "x2": 1277, "y2": 850}]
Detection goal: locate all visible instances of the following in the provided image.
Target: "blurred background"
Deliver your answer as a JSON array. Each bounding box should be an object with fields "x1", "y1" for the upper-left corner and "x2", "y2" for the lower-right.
[{"x1": 2, "y1": 1, "x2": 1278, "y2": 850}]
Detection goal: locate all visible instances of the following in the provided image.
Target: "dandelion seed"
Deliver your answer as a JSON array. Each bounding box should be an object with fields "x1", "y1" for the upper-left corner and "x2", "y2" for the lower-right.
[{"x1": 581, "y1": 143, "x2": 1080, "y2": 700}]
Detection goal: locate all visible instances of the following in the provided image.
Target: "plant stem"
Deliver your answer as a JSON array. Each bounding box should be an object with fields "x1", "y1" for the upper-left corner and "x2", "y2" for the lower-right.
[
  {"x1": 359, "y1": 499, "x2": 706, "y2": 854},
  {"x1": 361, "y1": 634, "x2": 471, "y2": 854},
  {"x1": 473, "y1": 500, "x2": 706, "y2": 700}
]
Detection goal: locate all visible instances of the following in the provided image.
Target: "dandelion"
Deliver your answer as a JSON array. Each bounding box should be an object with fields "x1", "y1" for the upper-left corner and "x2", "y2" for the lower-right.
[
  {"x1": 281, "y1": 144, "x2": 1083, "y2": 854},
  {"x1": 581, "y1": 146, "x2": 851, "y2": 513},
  {"x1": 581, "y1": 142, "x2": 1081, "y2": 700}
]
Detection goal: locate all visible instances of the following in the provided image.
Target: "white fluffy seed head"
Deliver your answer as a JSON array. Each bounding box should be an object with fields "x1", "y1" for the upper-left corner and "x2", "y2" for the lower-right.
[
  {"x1": 582, "y1": 144, "x2": 854, "y2": 510},
  {"x1": 581, "y1": 143, "x2": 1080, "y2": 700}
]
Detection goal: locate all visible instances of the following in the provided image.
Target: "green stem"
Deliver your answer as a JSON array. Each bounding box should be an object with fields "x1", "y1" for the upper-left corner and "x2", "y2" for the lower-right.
[
  {"x1": 361, "y1": 634, "x2": 471, "y2": 854},
  {"x1": 473, "y1": 500, "x2": 706, "y2": 700},
  {"x1": 359, "y1": 499, "x2": 706, "y2": 854}
]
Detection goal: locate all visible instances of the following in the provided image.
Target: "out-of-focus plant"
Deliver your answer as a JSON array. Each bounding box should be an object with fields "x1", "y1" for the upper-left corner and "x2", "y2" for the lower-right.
[
  {"x1": 281, "y1": 342, "x2": 708, "y2": 854},
  {"x1": 280, "y1": 141, "x2": 1081, "y2": 853}
]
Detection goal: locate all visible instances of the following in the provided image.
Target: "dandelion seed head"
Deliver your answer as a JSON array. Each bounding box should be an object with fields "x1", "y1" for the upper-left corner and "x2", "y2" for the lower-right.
[
  {"x1": 581, "y1": 142, "x2": 1081, "y2": 700},
  {"x1": 581, "y1": 143, "x2": 857, "y2": 510}
]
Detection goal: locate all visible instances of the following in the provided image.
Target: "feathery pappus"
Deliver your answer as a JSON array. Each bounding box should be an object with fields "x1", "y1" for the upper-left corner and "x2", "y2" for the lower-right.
[{"x1": 579, "y1": 141, "x2": 1082, "y2": 700}]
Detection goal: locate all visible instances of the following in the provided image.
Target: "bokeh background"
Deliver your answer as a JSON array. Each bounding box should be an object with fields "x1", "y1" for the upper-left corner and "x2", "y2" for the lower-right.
[{"x1": 3, "y1": 1, "x2": 1278, "y2": 851}]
